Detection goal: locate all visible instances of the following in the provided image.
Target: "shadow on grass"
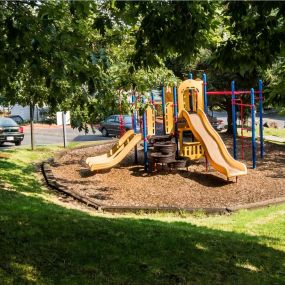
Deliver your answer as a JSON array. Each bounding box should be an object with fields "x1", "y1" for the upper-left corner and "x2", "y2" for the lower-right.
[
  {"x1": 0, "y1": 159, "x2": 43, "y2": 194},
  {"x1": 0, "y1": 190, "x2": 284, "y2": 285}
]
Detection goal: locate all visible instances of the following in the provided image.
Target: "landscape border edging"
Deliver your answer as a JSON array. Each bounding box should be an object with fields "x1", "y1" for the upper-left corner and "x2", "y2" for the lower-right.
[
  {"x1": 42, "y1": 161, "x2": 101, "y2": 210},
  {"x1": 42, "y1": 160, "x2": 285, "y2": 215}
]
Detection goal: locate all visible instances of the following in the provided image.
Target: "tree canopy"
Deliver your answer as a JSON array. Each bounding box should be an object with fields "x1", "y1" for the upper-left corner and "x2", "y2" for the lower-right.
[
  {"x1": 113, "y1": 1, "x2": 220, "y2": 68},
  {"x1": 0, "y1": 1, "x2": 110, "y2": 107},
  {"x1": 0, "y1": 0, "x2": 284, "y2": 133},
  {"x1": 210, "y1": 1, "x2": 285, "y2": 105}
]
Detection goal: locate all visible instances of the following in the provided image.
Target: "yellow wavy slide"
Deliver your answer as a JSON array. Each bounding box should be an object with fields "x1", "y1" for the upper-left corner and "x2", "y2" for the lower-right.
[
  {"x1": 180, "y1": 109, "x2": 247, "y2": 178},
  {"x1": 86, "y1": 130, "x2": 142, "y2": 171}
]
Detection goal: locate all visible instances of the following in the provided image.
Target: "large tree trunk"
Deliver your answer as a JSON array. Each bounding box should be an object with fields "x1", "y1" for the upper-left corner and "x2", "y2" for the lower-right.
[
  {"x1": 209, "y1": 96, "x2": 236, "y2": 135},
  {"x1": 226, "y1": 103, "x2": 233, "y2": 134},
  {"x1": 225, "y1": 98, "x2": 235, "y2": 135}
]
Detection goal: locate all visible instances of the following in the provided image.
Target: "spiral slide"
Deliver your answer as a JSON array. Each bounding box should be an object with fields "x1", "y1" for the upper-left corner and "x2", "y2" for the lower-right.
[
  {"x1": 180, "y1": 109, "x2": 247, "y2": 178},
  {"x1": 86, "y1": 130, "x2": 142, "y2": 171}
]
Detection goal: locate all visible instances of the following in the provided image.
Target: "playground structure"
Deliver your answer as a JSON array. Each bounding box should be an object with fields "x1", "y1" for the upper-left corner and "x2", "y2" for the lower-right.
[
  {"x1": 206, "y1": 78, "x2": 264, "y2": 169},
  {"x1": 86, "y1": 74, "x2": 265, "y2": 180},
  {"x1": 86, "y1": 130, "x2": 141, "y2": 171}
]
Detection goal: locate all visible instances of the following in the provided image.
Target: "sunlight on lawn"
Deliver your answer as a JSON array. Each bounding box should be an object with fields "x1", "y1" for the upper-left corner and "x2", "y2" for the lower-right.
[
  {"x1": 0, "y1": 145, "x2": 284, "y2": 284},
  {"x1": 237, "y1": 127, "x2": 285, "y2": 139}
]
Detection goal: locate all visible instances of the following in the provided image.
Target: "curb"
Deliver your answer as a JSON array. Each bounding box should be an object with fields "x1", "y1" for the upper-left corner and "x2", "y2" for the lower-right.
[
  {"x1": 226, "y1": 197, "x2": 285, "y2": 212},
  {"x1": 42, "y1": 160, "x2": 285, "y2": 215},
  {"x1": 42, "y1": 161, "x2": 101, "y2": 210},
  {"x1": 99, "y1": 205, "x2": 229, "y2": 215},
  {"x1": 54, "y1": 140, "x2": 116, "y2": 160}
]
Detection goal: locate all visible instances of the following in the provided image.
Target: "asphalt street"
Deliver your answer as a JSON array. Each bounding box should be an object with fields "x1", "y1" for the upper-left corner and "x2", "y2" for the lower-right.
[
  {"x1": 0, "y1": 111, "x2": 283, "y2": 149},
  {"x1": 211, "y1": 110, "x2": 285, "y2": 128},
  {"x1": 0, "y1": 125, "x2": 113, "y2": 149}
]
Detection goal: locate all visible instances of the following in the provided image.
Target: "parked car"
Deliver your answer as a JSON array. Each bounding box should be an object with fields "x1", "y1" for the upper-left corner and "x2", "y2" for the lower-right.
[
  {"x1": 9, "y1": 115, "x2": 25, "y2": 125},
  {"x1": 99, "y1": 115, "x2": 140, "y2": 137},
  {"x1": 207, "y1": 115, "x2": 225, "y2": 131},
  {"x1": 0, "y1": 117, "x2": 24, "y2": 146}
]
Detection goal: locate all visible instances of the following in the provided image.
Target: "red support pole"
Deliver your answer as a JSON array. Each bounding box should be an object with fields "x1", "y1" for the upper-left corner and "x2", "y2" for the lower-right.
[
  {"x1": 240, "y1": 102, "x2": 245, "y2": 160},
  {"x1": 119, "y1": 93, "x2": 125, "y2": 138},
  {"x1": 205, "y1": 155, "x2": 209, "y2": 172},
  {"x1": 119, "y1": 114, "x2": 125, "y2": 138},
  {"x1": 232, "y1": 97, "x2": 256, "y2": 161},
  {"x1": 207, "y1": 90, "x2": 260, "y2": 96}
]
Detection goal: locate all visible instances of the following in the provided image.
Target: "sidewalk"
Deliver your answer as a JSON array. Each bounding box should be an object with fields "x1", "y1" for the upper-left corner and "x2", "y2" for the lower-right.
[
  {"x1": 23, "y1": 123, "x2": 70, "y2": 129},
  {"x1": 264, "y1": 136, "x2": 285, "y2": 143}
]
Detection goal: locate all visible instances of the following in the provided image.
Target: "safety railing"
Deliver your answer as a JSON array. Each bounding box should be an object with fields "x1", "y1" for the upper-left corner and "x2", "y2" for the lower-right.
[{"x1": 180, "y1": 142, "x2": 204, "y2": 160}]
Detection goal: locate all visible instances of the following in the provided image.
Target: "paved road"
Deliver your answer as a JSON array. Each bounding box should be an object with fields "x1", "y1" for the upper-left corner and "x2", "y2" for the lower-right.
[
  {"x1": 23, "y1": 125, "x2": 112, "y2": 145},
  {"x1": 1, "y1": 111, "x2": 283, "y2": 150},
  {"x1": 0, "y1": 125, "x2": 113, "y2": 149}
]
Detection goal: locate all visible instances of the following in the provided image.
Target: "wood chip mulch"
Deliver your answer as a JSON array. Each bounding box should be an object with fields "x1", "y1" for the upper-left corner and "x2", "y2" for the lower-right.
[{"x1": 48, "y1": 135, "x2": 285, "y2": 210}]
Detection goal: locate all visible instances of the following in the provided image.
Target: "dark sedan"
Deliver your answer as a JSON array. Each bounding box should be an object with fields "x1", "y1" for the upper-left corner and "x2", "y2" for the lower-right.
[
  {"x1": 0, "y1": 117, "x2": 24, "y2": 146},
  {"x1": 9, "y1": 115, "x2": 25, "y2": 125},
  {"x1": 99, "y1": 115, "x2": 140, "y2": 137}
]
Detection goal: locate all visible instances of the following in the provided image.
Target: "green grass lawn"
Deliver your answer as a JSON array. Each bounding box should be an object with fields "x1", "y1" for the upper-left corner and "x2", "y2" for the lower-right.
[
  {"x1": 263, "y1": 127, "x2": 285, "y2": 138},
  {"x1": 0, "y1": 146, "x2": 284, "y2": 284},
  {"x1": 237, "y1": 127, "x2": 285, "y2": 139}
]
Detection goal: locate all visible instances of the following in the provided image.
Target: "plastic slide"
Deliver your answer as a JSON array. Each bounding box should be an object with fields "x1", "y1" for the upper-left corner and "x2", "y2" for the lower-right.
[
  {"x1": 86, "y1": 130, "x2": 142, "y2": 171},
  {"x1": 180, "y1": 109, "x2": 247, "y2": 178}
]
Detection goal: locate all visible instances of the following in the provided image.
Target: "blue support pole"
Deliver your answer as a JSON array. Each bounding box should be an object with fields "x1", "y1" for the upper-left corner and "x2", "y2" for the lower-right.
[
  {"x1": 251, "y1": 88, "x2": 256, "y2": 169},
  {"x1": 231, "y1": 81, "x2": 237, "y2": 159},
  {"x1": 188, "y1": 73, "x2": 193, "y2": 111},
  {"x1": 143, "y1": 104, "x2": 148, "y2": 172},
  {"x1": 203, "y1": 73, "x2": 208, "y2": 114},
  {"x1": 259, "y1": 80, "x2": 264, "y2": 159},
  {"x1": 161, "y1": 86, "x2": 166, "y2": 135},
  {"x1": 173, "y1": 85, "x2": 179, "y2": 157}
]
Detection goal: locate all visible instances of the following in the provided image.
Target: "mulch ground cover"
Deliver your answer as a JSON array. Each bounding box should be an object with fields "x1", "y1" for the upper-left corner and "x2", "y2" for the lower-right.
[{"x1": 48, "y1": 134, "x2": 285, "y2": 210}]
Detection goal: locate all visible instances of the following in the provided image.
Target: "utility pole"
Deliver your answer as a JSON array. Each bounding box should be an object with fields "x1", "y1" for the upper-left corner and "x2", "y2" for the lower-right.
[
  {"x1": 30, "y1": 103, "x2": 35, "y2": 150},
  {"x1": 62, "y1": 111, "x2": 67, "y2": 148}
]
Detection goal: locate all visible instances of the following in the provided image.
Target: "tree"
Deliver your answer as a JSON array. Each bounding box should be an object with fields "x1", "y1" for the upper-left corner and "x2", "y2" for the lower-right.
[
  {"x1": 192, "y1": 1, "x2": 285, "y2": 133},
  {"x1": 113, "y1": 1, "x2": 220, "y2": 69},
  {"x1": 0, "y1": 1, "x2": 113, "y2": 143},
  {"x1": 210, "y1": 1, "x2": 285, "y2": 107},
  {"x1": 63, "y1": 20, "x2": 178, "y2": 132},
  {"x1": 263, "y1": 58, "x2": 285, "y2": 107}
]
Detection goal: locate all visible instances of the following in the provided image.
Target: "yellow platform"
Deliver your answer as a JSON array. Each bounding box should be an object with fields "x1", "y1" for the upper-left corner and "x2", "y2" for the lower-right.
[{"x1": 180, "y1": 141, "x2": 204, "y2": 160}]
